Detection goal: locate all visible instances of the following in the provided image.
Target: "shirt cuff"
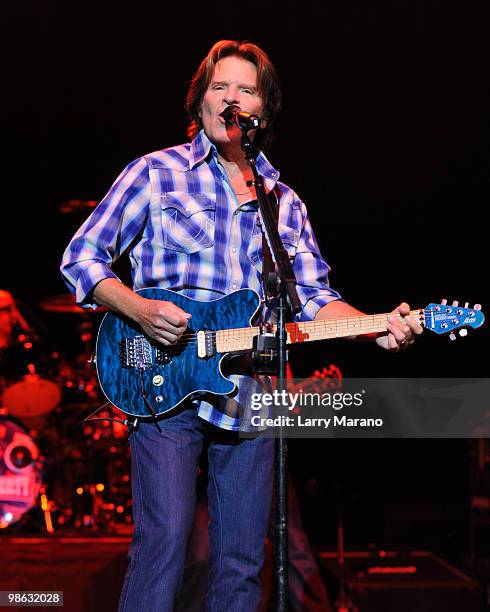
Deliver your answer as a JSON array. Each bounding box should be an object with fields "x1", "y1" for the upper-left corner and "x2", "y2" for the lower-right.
[{"x1": 76, "y1": 262, "x2": 120, "y2": 309}]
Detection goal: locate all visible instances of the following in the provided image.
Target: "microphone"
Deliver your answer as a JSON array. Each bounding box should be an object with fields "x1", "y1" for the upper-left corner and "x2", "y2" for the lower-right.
[{"x1": 222, "y1": 105, "x2": 267, "y2": 131}]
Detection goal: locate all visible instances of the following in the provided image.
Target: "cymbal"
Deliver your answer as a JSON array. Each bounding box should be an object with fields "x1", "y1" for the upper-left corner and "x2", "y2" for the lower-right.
[
  {"x1": 59, "y1": 199, "x2": 97, "y2": 214},
  {"x1": 40, "y1": 294, "x2": 107, "y2": 314}
]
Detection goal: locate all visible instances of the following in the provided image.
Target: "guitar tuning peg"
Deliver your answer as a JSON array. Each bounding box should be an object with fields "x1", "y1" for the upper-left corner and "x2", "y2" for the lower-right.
[
  {"x1": 441, "y1": 299, "x2": 447, "y2": 305},
  {"x1": 449, "y1": 333, "x2": 457, "y2": 341},
  {"x1": 452, "y1": 300, "x2": 459, "y2": 307},
  {"x1": 474, "y1": 304, "x2": 482, "y2": 310},
  {"x1": 464, "y1": 302, "x2": 469, "y2": 308},
  {"x1": 459, "y1": 329, "x2": 468, "y2": 337}
]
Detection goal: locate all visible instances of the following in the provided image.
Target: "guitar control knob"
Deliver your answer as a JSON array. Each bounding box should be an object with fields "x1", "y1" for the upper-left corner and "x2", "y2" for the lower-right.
[
  {"x1": 441, "y1": 299, "x2": 447, "y2": 305},
  {"x1": 474, "y1": 304, "x2": 482, "y2": 310},
  {"x1": 452, "y1": 300, "x2": 459, "y2": 307},
  {"x1": 459, "y1": 329, "x2": 468, "y2": 337},
  {"x1": 152, "y1": 375, "x2": 164, "y2": 386},
  {"x1": 449, "y1": 333, "x2": 457, "y2": 341}
]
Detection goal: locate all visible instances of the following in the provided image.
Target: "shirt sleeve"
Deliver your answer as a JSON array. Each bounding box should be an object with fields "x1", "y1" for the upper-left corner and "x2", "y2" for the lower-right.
[
  {"x1": 60, "y1": 156, "x2": 151, "y2": 308},
  {"x1": 287, "y1": 191, "x2": 343, "y2": 322}
]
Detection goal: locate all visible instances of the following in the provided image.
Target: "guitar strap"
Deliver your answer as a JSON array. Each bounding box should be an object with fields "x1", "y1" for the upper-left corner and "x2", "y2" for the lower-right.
[{"x1": 261, "y1": 186, "x2": 280, "y2": 306}]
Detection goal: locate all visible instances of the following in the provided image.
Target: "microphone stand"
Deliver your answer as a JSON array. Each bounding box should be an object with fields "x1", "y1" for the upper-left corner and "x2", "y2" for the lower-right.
[{"x1": 239, "y1": 129, "x2": 302, "y2": 612}]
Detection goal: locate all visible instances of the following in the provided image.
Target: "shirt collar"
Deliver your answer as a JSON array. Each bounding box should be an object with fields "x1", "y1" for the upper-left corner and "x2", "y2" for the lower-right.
[
  {"x1": 188, "y1": 130, "x2": 214, "y2": 169},
  {"x1": 188, "y1": 129, "x2": 280, "y2": 184}
]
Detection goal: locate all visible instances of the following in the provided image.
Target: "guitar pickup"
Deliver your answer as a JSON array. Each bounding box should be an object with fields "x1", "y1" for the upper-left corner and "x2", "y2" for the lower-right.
[
  {"x1": 119, "y1": 335, "x2": 153, "y2": 370},
  {"x1": 197, "y1": 330, "x2": 216, "y2": 359}
]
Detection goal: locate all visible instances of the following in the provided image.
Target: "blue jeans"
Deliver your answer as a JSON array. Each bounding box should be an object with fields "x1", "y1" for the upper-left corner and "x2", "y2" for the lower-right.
[{"x1": 118, "y1": 406, "x2": 274, "y2": 612}]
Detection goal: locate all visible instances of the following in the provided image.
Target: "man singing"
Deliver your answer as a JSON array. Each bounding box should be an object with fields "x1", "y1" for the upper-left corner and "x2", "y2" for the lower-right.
[{"x1": 61, "y1": 40, "x2": 421, "y2": 611}]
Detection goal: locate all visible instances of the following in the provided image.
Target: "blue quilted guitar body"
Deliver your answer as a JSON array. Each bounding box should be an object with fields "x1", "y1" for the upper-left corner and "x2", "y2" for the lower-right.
[{"x1": 95, "y1": 287, "x2": 260, "y2": 418}]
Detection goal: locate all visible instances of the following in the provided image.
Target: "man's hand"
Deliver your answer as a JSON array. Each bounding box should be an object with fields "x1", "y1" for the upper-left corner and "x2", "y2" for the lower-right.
[
  {"x1": 375, "y1": 302, "x2": 423, "y2": 352},
  {"x1": 136, "y1": 298, "x2": 191, "y2": 346}
]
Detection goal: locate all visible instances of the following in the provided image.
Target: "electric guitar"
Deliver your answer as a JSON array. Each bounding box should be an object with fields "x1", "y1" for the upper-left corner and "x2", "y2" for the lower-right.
[{"x1": 95, "y1": 288, "x2": 485, "y2": 418}]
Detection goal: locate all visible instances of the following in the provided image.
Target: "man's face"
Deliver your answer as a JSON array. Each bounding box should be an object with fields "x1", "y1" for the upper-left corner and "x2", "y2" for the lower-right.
[{"x1": 200, "y1": 55, "x2": 264, "y2": 147}]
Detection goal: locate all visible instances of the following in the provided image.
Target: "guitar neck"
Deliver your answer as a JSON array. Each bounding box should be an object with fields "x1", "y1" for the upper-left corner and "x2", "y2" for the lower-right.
[{"x1": 215, "y1": 309, "x2": 424, "y2": 353}]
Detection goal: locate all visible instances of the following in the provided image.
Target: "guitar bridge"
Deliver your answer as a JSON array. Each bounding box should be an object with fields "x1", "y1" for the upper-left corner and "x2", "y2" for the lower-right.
[{"x1": 119, "y1": 335, "x2": 153, "y2": 370}]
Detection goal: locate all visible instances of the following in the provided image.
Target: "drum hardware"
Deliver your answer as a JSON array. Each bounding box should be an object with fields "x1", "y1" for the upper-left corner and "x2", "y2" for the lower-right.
[
  {"x1": 60, "y1": 364, "x2": 100, "y2": 404},
  {"x1": 39, "y1": 485, "x2": 55, "y2": 534},
  {"x1": 1, "y1": 331, "x2": 62, "y2": 419},
  {"x1": 39, "y1": 294, "x2": 107, "y2": 315},
  {"x1": 40, "y1": 294, "x2": 107, "y2": 406},
  {"x1": 1, "y1": 292, "x2": 134, "y2": 535},
  {"x1": 48, "y1": 401, "x2": 132, "y2": 533},
  {"x1": 73, "y1": 483, "x2": 106, "y2": 529},
  {"x1": 67, "y1": 476, "x2": 132, "y2": 532}
]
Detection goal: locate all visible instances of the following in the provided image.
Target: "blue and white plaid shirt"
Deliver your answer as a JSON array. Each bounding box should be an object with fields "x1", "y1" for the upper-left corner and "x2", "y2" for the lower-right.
[{"x1": 61, "y1": 130, "x2": 341, "y2": 430}]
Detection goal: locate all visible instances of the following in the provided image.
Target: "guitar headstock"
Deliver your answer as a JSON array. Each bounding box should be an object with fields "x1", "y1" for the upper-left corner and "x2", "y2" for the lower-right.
[{"x1": 424, "y1": 300, "x2": 485, "y2": 339}]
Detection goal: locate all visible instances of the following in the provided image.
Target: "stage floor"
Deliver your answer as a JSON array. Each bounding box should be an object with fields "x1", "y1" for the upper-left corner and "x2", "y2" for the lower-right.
[
  {"x1": 1, "y1": 538, "x2": 484, "y2": 611},
  {"x1": 1, "y1": 537, "x2": 130, "y2": 611}
]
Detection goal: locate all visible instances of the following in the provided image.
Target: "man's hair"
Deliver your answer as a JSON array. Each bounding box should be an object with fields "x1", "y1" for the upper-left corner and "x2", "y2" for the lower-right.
[{"x1": 186, "y1": 40, "x2": 282, "y2": 151}]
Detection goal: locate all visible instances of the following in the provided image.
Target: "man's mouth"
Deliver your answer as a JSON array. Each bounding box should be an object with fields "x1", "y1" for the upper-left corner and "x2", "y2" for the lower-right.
[{"x1": 220, "y1": 105, "x2": 241, "y2": 118}]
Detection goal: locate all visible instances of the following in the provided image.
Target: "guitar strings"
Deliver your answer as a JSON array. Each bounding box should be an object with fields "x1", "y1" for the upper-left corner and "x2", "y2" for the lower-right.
[
  {"x1": 173, "y1": 313, "x2": 427, "y2": 348},
  {"x1": 164, "y1": 307, "x2": 475, "y2": 351},
  {"x1": 164, "y1": 310, "x2": 441, "y2": 351}
]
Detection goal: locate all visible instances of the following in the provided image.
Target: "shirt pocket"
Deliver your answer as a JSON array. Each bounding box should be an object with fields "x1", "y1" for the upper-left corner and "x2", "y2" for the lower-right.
[
  {"x1": 161, "y1": 192, "x2": 216, "y2": 254},
  {"x1": 248, "y1": 223, "x2": 301, "y2": 266}
]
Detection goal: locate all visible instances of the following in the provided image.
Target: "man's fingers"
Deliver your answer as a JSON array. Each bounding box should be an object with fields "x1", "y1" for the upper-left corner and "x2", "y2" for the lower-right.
[
  {"x1": 388, "y1": 317, "x2": 411, "y2": 344},
  {"x1": 386, "y1": 333, "x2": 400, "y2": 352},
  {"x1": 138, "y1": 298, "x2": 192, "y2": 344},
  {"x1": 142, "y1": 299, "x2": 191, "y2": 328},
  {"x1": 393, "y1": 302, "x2": 410, "y2": 317},
  {"x1": 159, "y1": 330, "x2": 184, "y2": 345},
  {"x1": 159, "y1": 301, "x2": 192, "y2": 327},
  {"x1": 155, "y1": 319, "x2": 187, "y2": 337},
  {"x1": 404, "y1": 315, "x2": 424, "y2": 336},
  {"x1": 161, "y1": 319, "x2": 189, "y2": 339},
  {"x1": 146, "y1": 327, "x2": 185, "y2": 346},
  {"x1": 377, "y1": 303, "x2": 423, "y2": 352}
]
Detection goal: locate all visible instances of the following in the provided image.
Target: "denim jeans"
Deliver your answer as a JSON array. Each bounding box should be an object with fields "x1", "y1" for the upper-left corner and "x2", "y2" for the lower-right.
[
  {"x1": 118, "y1": 406, "x2": 274, "y2": 612},
  {"x1": 177, "y1": 476, "x2": 332, "y2": 612}
]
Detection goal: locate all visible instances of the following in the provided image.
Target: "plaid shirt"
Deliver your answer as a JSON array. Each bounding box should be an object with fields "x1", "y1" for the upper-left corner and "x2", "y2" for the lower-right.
[{"x1": 61, "y1": 130, "x2": 341, "y2": 430}]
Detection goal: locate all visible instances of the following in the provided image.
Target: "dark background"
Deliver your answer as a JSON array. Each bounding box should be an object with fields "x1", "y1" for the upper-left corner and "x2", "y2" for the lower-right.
[{"x1": 1, "y1": 0, "x2": 489, "y2": 566}]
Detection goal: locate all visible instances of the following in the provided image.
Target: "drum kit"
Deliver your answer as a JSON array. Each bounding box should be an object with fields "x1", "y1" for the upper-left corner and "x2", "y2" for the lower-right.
[{"x1": 0, "y1": 288, "x2": 132, "y2": 535}]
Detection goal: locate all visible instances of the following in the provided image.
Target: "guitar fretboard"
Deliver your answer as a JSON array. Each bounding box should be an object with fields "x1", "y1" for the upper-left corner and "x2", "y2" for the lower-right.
[{"x1": 215, "y1": 310, "x2": 424, "y2": 353}]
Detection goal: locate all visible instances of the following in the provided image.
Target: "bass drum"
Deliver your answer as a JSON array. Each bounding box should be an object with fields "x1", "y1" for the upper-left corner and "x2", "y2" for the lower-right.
[
  {"x1": 0, "y1": 416, "x2": 43, "y2": 526},
  {"x1": 1, "y1": 334, "x2": 61, "y2": 419}
]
